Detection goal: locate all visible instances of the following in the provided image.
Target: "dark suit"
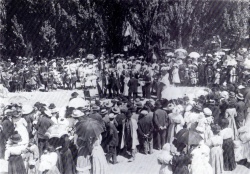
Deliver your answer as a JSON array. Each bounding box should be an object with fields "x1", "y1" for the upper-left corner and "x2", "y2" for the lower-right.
[
  {"x1": 153, "y1": 108, "x2": 169, "y2": 149},
  {"x1": 128, "y1": 77, "x2": 139, "y2": 100}
]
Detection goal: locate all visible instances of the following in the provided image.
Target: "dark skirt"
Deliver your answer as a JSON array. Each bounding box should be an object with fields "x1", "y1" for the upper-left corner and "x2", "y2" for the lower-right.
[
  {"x1": 8, "y1": 155, "x2": 26, "y2": 174},
  {"x1": 222, "y1": 138, "x2": 236, "y2": 171}
]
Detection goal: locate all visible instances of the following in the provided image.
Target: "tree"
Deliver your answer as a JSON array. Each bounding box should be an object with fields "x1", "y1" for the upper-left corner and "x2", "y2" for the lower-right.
[{"x1": 39, "y1": 20, "x2": 57, "y2": 58}]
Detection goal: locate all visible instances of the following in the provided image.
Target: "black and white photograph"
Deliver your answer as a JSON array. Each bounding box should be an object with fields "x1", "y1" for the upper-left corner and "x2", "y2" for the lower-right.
[{"x1": 0, "y1": 0, "x2": 250, "y2": 173}]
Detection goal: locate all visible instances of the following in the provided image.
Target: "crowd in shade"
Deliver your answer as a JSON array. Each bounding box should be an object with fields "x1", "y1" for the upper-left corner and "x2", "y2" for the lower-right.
[{"x1": 0, "y1": 47, "x2": 250, "y2": 174}]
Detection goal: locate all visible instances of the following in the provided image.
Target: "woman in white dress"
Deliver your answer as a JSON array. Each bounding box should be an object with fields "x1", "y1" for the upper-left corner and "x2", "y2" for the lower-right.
[
  {"x1": 206, "y1": 124, "x2": 224, "y2": 174},
  {"x1": 123, "y1": 73, "x2": 130, "y2": 97}
]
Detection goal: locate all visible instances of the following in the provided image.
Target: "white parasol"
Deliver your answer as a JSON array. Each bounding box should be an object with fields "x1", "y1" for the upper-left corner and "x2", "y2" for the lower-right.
[
  {"x1": 189, "y1": 52, "x2": 200, "y2": 59},
  {"x1": 68, "y1": 97, "x2": 89, "y2": 108},
  {"x1": 175, "y1": 48, "x2": 187, "y2": 54},
  {"x1": 87, "y1": 54, "x2": 95, "y2": 60}
]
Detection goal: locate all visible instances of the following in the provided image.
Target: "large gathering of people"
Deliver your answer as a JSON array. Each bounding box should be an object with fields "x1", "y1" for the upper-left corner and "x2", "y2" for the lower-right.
[{"x1": 0, "y1": 47, "x2": 250, "y2": 174}]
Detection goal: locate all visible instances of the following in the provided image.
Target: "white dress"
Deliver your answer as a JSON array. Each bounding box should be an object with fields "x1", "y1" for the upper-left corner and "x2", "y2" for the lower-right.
[
  {"x1": 14, "y1": 118, "x2": 29, "y2": 147},
  {"x1": 123, "y1": 77, "x2": 130, "y2": 96}
]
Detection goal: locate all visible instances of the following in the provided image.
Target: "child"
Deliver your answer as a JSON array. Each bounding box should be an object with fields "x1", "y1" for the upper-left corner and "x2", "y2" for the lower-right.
[
  {"x1": 190, "y1": 67, "x2": 197, "y2": 86},
  {"x1": 157, "y1": 143, "x2": 173, "y2": 174}
]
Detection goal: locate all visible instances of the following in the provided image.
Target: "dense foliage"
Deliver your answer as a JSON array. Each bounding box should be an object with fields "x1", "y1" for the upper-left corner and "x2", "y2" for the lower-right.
[{"x1": 0, "y1": 0, "x2": 249, "y2": 60}]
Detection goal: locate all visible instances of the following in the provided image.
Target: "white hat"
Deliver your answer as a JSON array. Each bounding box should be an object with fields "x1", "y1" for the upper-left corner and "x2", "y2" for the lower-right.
[
  {"x1": 203, "y1": 108, "x2": 212, "y2": 116},
  {"x1": 238, "y1": 85, "x2": 245, "y2": 89},
  {"x1": 109, "y1": 113, "x2": 116, "y2": 119},
  {"x1": 71, "y1": 110, "x2": 85, "y2": 118},
  {"x1": 44, "y1": 109, "x2": 52, "y2": 117},
  {"x1": 140, "y1": 110, "x2": 149, "y2": 115},
  {"x1": 22, "y1": 105, "x2": 33, "y2": 115}
]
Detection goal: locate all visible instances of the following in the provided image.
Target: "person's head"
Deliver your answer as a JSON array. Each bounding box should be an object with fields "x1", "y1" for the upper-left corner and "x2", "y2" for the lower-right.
[
  {"x1": 126, "y1": 110, "x2": 132, "y2": 119},
  {"x1": 211, "y1": 124, "x2": 221, "y2": 135},
  {"x1": 220, "y1": 118, "x2": 229, "y2": 129}
]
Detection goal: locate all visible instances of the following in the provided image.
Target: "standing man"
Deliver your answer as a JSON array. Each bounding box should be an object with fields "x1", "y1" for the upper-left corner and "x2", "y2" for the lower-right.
[
  {"x1": 120, "y1": 110, "x2": 139, "y2": 162},
  {"x1": 153, "y1": 101, "x2": 169, "y2": 150},
  {"x1": 128, "y1": 74, "x2": 139, "y2": 100},
  {"x1": 138, "y1": 110, "x2": 154, "y2": 154}
]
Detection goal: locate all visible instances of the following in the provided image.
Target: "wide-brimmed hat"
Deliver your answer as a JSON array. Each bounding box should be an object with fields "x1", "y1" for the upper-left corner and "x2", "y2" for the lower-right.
[
  {"x1": 236, "y1": 93, "x2": 244, "y2": 100},
  {"x1": 140, "y1": 110, "x2": 149, "y2": 116},
  {"x1": 203, "y1": 108, "x2": 212, "y2": 116},
  {"x1": 135, "y1": 102, "x2": 143, "y2": 109},
  {"x1": 238, "y1": 84, "x2": 245, "y2": 89},
  {"x1": 92, "y1": 105, "x2": 100, "y2": 111},
  {"x1": 44, "y1": 109, "x2": 52, "y2": 117},
  {"x1": 71, "y1": 92, "x2": 79, "y2": 98},
  {"x1": 109, "y1": 113, "x2": 116, "y2": 119},
  {"x1": 10, "y1": 132, "x2": 22, "y2": 144},
  {"x1": 111, "y1": 107, "x2": 120, "y2": 114},
  {"x1": 22, "y1": 105, "x2": 33, "y2": 115},
  {"x1": 100, "y1": 108, "x2": 108, "y2": 115},
  {"x1": 48, "y1": 103, "x2": 56, "y2": 109},
  {"x1": 229, "y1": 91, "x2": 236, "y2": 98},
  {"x1": 104, "y1": 101, "x2": 113, "y2": 108},
  {"x1": 71, "y1": 109, "x2": 85, "y2": 118}
]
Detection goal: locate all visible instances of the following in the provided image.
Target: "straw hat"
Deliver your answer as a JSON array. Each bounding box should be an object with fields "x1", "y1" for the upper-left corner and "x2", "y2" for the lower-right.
[
  {"x1": 236, "y1": 93, "x2": 244, "y2": 100},
  {"x1": 71, "y1": 109, "x2": 85, "y2": 118},
  {"x1": 140, "y1": 110, "x2": 149, "y2": 116},
  {"x1": 44, "y1": 109, "x2": 52, "y2": 117},
  {"x1": 109, "y1": 113, "x2": 116, "y2": 119},
  {"x1": 203, "y1": 108, "x2": 212, "y2": 116}
]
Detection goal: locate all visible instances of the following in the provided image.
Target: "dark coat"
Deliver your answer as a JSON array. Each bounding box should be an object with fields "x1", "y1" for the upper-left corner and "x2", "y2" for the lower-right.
[
  {"x1": 153, "y1": 108, "x2": 169, "y2": 129},
  {"x1": 128, "y1": 77, "x2": 139, "y2": 93},
  {"x1": 138, "y1": 115, "x2": 154, "y2": 139},
  {"x1": 36, "y1": 115, "x2": 54, "y2": 139},
  {"x1": 172, "y1": 153, "x2": 191, "y2": 174},
  {"x1": 235, "y1": 101, "x2": 246, "y2": 122}
]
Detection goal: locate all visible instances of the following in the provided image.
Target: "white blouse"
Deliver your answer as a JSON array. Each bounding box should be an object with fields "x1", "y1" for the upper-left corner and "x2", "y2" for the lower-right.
[{"x1": 219, "y1": 128, "x2": 234, "y2": 139}]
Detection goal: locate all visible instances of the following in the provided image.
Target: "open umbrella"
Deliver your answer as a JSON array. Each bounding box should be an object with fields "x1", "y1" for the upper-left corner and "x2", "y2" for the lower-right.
[
  {"x1": 175, "y1": 48, "x2": 187, "y2": 54},
  {"x1": 68, "y1": 97, "x2": 89, "y2": 108},
  {"x1": 87, "y1": 54, "x2": 95, "y2": 60},
  {"x1": 189, "y1": 52, "x2": 200, "y2": 59},
  {"x1": 175, "y1": 129, "x2": 203, "y2": 145},
  {"x1": 45, "y1": 125, "x2": 68, "y2": 139},
  {"x1": 8, "y1": 95, "x2": 28, "y2": 104},
  {"x1": 75, "y1": 118, "x2": 104, "y2": 140}
]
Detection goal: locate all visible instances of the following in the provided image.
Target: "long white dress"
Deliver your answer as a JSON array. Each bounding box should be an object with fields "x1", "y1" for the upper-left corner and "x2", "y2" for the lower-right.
[
  {"x1": 123, "y1": 77, "x2": 130, "y2": 96},
  {"x1": 14, "y1": 118, "x2": 29, "y2": 148},
  {"x1": 206, "y1": 135, "x2": 224, "y2": 174},
  {"x1": 225, "y1": 108, "x2": 238, "y2": 140}
]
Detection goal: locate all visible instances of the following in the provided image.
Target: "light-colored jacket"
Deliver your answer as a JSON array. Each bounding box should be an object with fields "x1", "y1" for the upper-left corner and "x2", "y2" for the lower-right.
[{"x1": 120, "y1": 118, "x2": 139, "y2": 150}]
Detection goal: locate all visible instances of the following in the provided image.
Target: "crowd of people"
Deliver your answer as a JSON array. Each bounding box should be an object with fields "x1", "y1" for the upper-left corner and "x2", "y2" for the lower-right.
[{"x1": 0, "y1": 47, "x2": 250, "y2": 174}]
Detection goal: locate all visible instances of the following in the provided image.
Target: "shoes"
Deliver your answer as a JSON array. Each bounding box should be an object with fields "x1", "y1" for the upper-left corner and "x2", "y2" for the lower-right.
[{"x1": 113, "y1": 161, "x2": 119, "y2": 164}]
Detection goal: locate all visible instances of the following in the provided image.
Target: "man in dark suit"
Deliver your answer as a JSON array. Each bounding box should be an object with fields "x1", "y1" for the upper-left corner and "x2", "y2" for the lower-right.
[
  {"x1": 153, "y1": 101, "x2": 169, "y2": 150},
  {"x1": 128, "y1": 74, "x2": 139, "y2": 100}
]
